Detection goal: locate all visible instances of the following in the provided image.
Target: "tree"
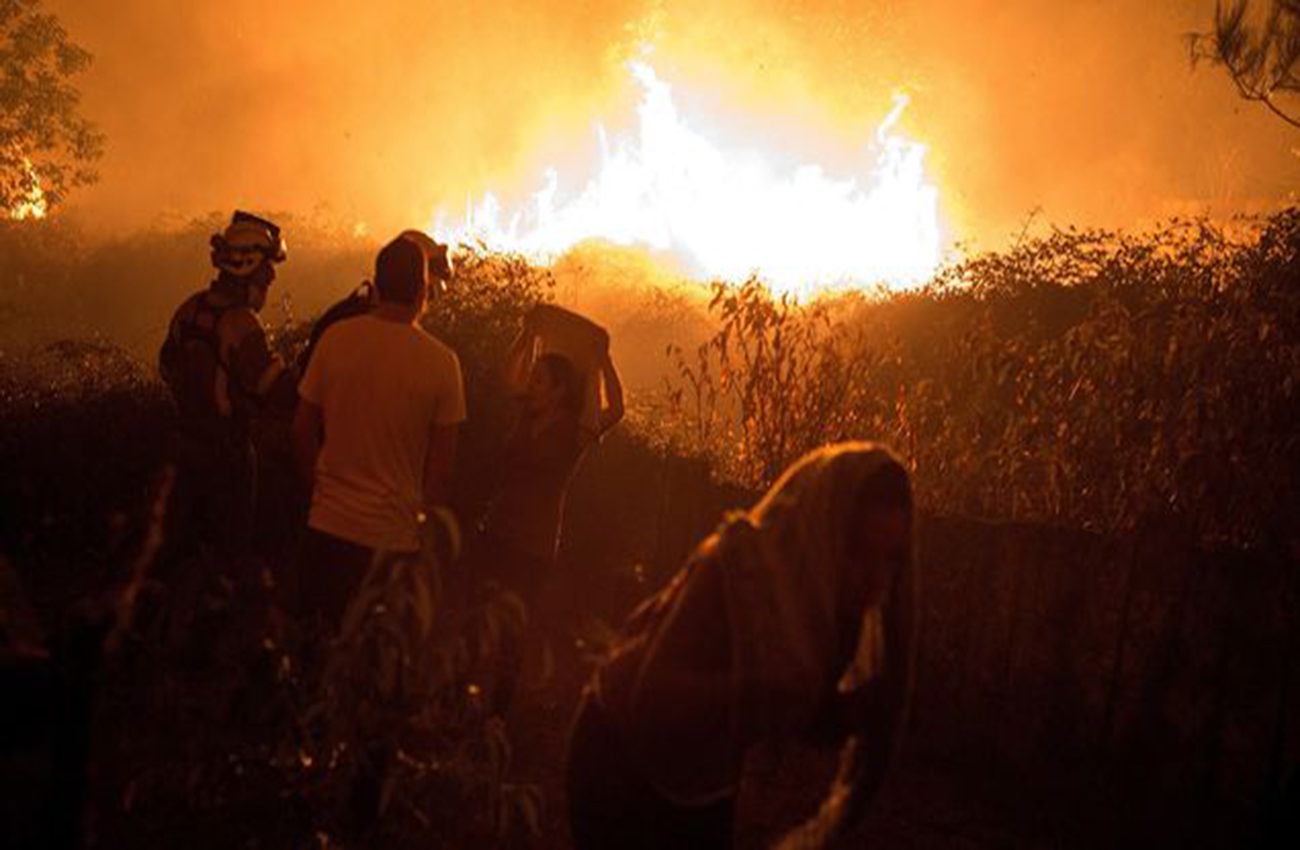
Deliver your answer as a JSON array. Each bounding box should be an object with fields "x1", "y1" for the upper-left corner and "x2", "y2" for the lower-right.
[
  {"x1": 1191, "y1": 1, "x2": 1300, "y2": 128},
  {"x1": 1, "y1": 0, "x2": 103, "y2": 217}
]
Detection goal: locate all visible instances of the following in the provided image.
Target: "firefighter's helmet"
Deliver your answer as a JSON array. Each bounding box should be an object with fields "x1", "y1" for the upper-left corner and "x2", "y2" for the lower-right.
[{"x1": 211, "y1": 211, "x2": 287, "y2": 278}]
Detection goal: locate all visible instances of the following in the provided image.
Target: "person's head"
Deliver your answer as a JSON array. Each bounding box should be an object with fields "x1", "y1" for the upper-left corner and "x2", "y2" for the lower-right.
[
  {"x1": 745, "y1": 442, "x2": 913, "y2": 629},
  {"x1": 374, "y1": 234, "x2": 429, "y2": 311},
  {"x1": 842, "y1": 459, "x2": 913, "y2": 614},
  {"x1": 707, "y1": 443, "x2": 912, "y2": 733},
  {"x1": 210, "y1": 211, "x2": 287, "y2": 311},
  {"x1": 398, "y1": 229, "x2": 454, "y2": 300},
  {"x1": 528, "y1": 353, "x2": 585, "y2": 419}
]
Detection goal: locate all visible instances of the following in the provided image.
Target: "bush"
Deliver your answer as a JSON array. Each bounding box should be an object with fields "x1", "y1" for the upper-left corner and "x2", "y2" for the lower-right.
[
  {"x1": 0, "y1": 339, "x2": 169, "y2": 573},
  {"x1": 660, "y1": 212, "x2": 1300, "y2": 549},
  {"x1": 268, "y1": 524, "x2": 539, "y2": 846}
]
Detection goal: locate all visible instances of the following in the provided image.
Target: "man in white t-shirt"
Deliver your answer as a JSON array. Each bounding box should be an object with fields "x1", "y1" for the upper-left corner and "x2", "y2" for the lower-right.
[{"x1": 291, "y1": 232, "x2": 466, "y2": 628}]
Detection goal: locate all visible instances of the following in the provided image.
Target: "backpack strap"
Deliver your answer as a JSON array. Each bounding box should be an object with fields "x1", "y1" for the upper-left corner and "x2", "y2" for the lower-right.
[
  {"x1": 174, "y1": 293, "x2": 235, "y2": 373},
  {"x1": 164, "y1": 292, "x2": 258, "y2": 427}
]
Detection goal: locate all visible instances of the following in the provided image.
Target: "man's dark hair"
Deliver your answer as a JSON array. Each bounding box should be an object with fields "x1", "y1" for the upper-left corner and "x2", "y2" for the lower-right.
[
  {"x1": 375, "y1": 235, "x2": 427, "y2": 306},
  {"x1": 537, "y1": 353, "x2": 586, "y2": 418}
]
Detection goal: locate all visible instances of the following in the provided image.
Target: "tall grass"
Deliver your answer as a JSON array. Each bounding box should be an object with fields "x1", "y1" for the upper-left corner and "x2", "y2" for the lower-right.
[
  {"x1": 4, "y1": 210, "x2": 1293, "y2": 566},
  {"x1": 656, "y1": 212, "x2": 1300, "y2": 549}
]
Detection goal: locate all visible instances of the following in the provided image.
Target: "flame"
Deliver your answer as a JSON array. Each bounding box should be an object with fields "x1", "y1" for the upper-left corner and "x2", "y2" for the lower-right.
[
  {"x1": 9, "y1": 157, "x2": 48, "y2": 221},
  {"x1": 434, "y1": 62, "x2": 945, "y2": 297}
]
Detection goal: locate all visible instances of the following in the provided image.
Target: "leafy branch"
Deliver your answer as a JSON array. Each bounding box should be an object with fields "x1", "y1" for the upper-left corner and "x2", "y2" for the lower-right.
[{"x1": 1190, "y1": 0, "x2": 1300, "y2": 128}]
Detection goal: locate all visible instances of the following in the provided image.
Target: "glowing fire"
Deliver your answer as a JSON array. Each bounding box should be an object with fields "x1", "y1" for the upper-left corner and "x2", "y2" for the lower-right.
[
  {"x1": 434, "y1": 62, "x2": 944, "y2": 297},
  {"x1": 9, "y1": 157, "x2": 48, "y2": 221}
]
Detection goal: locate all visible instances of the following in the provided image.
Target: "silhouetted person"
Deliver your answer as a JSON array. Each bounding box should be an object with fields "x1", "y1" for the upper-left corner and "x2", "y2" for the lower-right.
[
  {"x1": 475, "y1": 310, "x2": 624, "y2": 716},
  {"x1": 291, "y1": 232, "x2": 465, "y2": 633},
  {"x1": 565, "y1": 442, "x2": 916, "y2": 849},
  {"x1": 157, "y1": 212, "x2": 297, "y2": 635}
]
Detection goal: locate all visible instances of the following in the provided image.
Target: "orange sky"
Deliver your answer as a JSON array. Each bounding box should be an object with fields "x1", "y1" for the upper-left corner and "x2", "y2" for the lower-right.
[{"x1": 47, "y1": 0, "x2": 1298, "y2": 251}]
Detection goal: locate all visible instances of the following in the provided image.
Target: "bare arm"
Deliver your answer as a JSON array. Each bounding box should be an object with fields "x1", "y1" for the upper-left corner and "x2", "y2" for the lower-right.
[
  {"x1": 853, "y1": 560, "x2": 915, "y2": 798},
  {"x1": 594, "y1": 350, "x2": 625, "y2": 436},
  {"x1": 501, "y1": 326, "x2": 535, "y2": 398},
  {"x1": 423, "y1": 423, "x2": 458, "y2": 509},
  {"x1": 227, "y1": 310, "x2": 298, "y2": 416},
  {"x1": 292, "y1": 399, "x2": 324, "y2": 484},
  {"x1": 776, "y1": 563, "x2": 916, "y2": 850}
]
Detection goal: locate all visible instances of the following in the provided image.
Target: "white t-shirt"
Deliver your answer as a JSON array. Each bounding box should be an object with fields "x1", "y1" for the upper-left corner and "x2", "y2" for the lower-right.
[{"x1": 299, "y1": 315, "x2": 466, "y2": 551}]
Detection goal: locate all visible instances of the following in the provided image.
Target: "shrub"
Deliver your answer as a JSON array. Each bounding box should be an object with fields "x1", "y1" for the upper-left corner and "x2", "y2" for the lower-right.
[
  {"x1": 270, "y1": 521, "x2": 538, "y2": 846},
  {"x1": 661, "y1": 212, "x2": 1300, "y2": 549}
]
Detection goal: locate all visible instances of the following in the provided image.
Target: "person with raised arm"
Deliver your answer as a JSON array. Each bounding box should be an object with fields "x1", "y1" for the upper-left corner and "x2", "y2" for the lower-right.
[{"x1": 475, "y1": 304, "x2": 625, "y2": 716}]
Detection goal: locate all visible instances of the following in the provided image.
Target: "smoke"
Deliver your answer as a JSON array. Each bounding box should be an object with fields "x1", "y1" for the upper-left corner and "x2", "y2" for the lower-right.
[
  {"x1": 48, "y1": 0, "x2": 1298, "y2": 249},
  {"x1": 47, "y1": 0, "x2": 642, "y2": 234}
]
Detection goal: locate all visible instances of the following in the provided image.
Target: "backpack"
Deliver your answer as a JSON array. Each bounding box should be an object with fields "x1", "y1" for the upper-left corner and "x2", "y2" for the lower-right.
[{"x1": 159, "y1": 292, "x2": 240, "y2": 423}]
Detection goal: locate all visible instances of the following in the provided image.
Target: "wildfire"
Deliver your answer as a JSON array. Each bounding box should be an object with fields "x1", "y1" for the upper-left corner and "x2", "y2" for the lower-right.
[
  {"x1": 434, "y1": 62, "x2": 945, "y2": 298},
  {"x1": 9, "y1": 157, "x2": 48, "y2": 221}
]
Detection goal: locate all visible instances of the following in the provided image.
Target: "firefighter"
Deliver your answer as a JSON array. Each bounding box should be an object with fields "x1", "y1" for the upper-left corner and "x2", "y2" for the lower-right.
[{"x1": 158, "y1": 211, "x2": 298, "y2": 573}]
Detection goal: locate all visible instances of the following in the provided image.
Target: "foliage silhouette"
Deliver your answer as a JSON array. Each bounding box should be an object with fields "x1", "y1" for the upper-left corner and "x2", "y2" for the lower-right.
[
  {"x1": 661, "y1": 213, "x2": 1300, "y2": 549},
  {"x1": 0, "y1": 0, "x2": 103, "y2": 213},
  {"x1": 1191, "y1": 0, "x2": 1300, "y2": 128}
]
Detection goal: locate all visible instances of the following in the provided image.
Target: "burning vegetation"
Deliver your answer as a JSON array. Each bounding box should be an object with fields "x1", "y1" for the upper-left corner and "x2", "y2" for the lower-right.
[
  {"x1": 6, "y1": 156, "x2": 47, "y2": 220},
  {"x1": 3, "y1": 1, "x2": 1300, "y2": 848},
  {"x1": 436, "y1": 59, "x2": 944, "y2": 298}
]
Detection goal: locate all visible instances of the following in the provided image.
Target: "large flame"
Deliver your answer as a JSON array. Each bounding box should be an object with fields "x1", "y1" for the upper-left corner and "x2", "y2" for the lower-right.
[
  {"x1": 9, "y1": 157, "x2": 48, "y2": 221},
  {"x1": 435, "y1": 62, "x2": 944, "y2": 298}
]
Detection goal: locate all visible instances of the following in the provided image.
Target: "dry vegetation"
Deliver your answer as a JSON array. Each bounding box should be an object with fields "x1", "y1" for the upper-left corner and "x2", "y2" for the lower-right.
[
  {"x1": 1, "y1": 207, "x2": 1297, "y2": 843},
  {"x1": 656, "y1": 213, "x2": 1300, "y2": 549}
]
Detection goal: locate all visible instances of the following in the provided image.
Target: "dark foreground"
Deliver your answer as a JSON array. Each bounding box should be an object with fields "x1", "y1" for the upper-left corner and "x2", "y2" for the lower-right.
[{"x1": 4, "y1": 434, "x2": 1298, "y2": 847}]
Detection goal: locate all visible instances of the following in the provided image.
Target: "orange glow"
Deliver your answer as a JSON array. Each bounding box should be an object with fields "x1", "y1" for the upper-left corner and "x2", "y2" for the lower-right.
[
  {"x1": 9, "y1": 158, "x2": 48, "y2": 221},
  {"x1": 433, "y1": 62, "x2": 945, "y2": 298}
]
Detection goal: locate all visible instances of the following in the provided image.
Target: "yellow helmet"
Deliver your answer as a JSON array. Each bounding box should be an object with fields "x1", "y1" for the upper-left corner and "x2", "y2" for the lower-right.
[{"x1": 210, "y1": 211, "x2": 287, "y2": 278}]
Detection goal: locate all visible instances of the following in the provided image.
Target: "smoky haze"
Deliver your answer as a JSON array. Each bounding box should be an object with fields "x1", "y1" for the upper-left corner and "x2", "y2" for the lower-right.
[{"x1": 49, "y1": 0, "x2": 1297, "y2": 250}]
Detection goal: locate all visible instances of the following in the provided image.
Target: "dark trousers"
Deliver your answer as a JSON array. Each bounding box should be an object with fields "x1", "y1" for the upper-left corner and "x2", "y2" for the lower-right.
[
  {"x1": 165, "y1": 431, "x2": 257, "y2": 564},
  {"x1": 291, "y1": 527, "x2": 376, "y2": 634},
  {"x1": 153, "y1": 432, "x2": 257, "y2": 651},
  {"x1": 290, "y1": 527, "x2": 390, "y2": 828},
  {"x1": 565, "y1": 688, "x2": 736, "y2": 850}
]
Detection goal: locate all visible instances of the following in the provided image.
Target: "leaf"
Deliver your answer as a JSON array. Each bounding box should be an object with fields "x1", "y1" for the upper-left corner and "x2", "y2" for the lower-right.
[{"x1": 412, "y1": 563, "x2": 436, "y2": 640}]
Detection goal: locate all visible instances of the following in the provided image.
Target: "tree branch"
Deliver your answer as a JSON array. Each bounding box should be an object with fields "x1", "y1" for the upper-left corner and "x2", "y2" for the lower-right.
[{"x1": 1191, "y1": 0, "x2": 1300, "y2": 129}]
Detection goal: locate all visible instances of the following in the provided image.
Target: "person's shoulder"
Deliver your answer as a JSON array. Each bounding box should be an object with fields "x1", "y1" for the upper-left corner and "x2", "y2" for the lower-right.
[
  {"x1": 318, "y1": 312, "x2": 367, "y2": 344},
  {"x1": 310, "y1": 315, "x2": 378, "y2": 372},
  {"x1": 410, "y1": 323, "x2": 451, "y2": 349},
  {"x1": 319, "y1": 291, "x2": 371, "y2": 326},
  {"x1": 169, "y1": 291, "x2": 205, "y2": 321},
  {"x1": 412, "y1": 326, "x2": 460, "y2": 363},
  {"x1": 223, "y1": 305, "x2": 265, "y2": 336}
]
